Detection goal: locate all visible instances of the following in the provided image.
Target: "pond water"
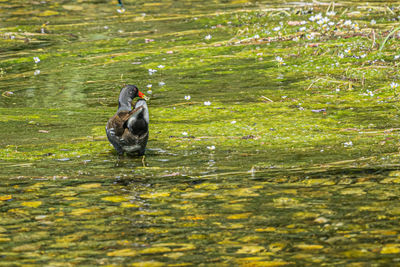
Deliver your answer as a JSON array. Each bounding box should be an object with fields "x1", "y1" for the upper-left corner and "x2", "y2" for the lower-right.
[{"x1": 2, "y1": 0, "x2": 400, "y2": 265}]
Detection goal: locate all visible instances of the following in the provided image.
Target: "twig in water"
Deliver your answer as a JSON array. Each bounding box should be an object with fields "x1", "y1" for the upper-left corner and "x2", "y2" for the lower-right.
[
  {"x1": 371, "y1": 29, "x2": 376, "y2": 49},
  {"x1": 260, "y1": 96, "x2": 273, "y2": 102},
  {"x1": 379, "y1": 26, "x2": 400, "y2": 52},
  {"x1": 340, "y1": 8, "x2": 348, "y2": 17},
  {"x1": 386, "y1": 6, "x2": 395, "y2": 15},
  {"x1": 142, "y1": 155, "x2": 146, "y2": 167},
  {"x1": 1, "y1": 91, "x2": 11, "y2": 97},
  {"x1": 362, "y1": 73, "x2": 365, "y2": 89},
  {"x1": 306, "y1": 78, "x2": 323, "y2": 90},
  {"x1": 326, "y1": 1, "x2": 332, "y2": 13}
]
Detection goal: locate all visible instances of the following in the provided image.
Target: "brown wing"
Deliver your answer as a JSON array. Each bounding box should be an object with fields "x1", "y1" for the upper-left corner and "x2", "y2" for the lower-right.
[
  {"x1": 106, "y1": 107, "x2": 143, "y2": 137},
  {"x1": 107, "y1": 111, "x2": 129, "y2": 136}
]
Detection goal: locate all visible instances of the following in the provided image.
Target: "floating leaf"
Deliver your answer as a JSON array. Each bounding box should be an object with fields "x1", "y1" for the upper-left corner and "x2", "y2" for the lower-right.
[
  {"x1": 21, "y1": 201, "x2": 42, "y2": 208},
  {"x1": 107, "y1": 248, "x2": 137, "y2": 257},
  {"x1": 0, "y1": 195, "x2": 12, "y2": 201}
]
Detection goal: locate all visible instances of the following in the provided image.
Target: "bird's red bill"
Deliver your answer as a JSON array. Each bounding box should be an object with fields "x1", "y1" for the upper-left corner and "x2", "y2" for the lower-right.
[{"x1": 138, "y1": 91, "x2": 146, "y2": 99}]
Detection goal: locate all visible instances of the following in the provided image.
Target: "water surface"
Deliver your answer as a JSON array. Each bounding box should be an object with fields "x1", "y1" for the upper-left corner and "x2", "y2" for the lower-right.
[{"x1": 2, "y1": 0, "x2": 400, "y2": 265}]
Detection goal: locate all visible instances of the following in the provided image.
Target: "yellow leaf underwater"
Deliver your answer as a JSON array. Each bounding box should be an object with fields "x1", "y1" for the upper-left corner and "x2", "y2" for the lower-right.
[
  {"x1": 237, "y1": 258, "x2": 291, "y2": 266},
  {"x1": 381, "y1": 244, "x2": 400, "y2": 254},
  {"x1": 107, "y1": 248, "x2": 137, "y2": 257},
  {"x1": 181, "y1": 192, "x2": 210, "y2": 198},
  {"x1": 180, "y1": 215, "x2": 206, "y2": 221},
  {"x1": 21, "y1": 201, "x2": 42, "y2": 208},
  {"x1": 140, "y1": 247, "x2": 171, "y2": 254},
  {"x1": 62, "y1": 5, "x2": 84, "y2": 11},
  {"x1": 102, "y1": 196, "x2": 129, "y2": 202},
  {"x1": 0, "y1": 195, "x2": 12, "y2": 201},
  {"x1": 70, "y1": 208, "x2": 97, "y2": 216},
  {"x1": 39, "y1": 10, "x2": 59, "y2": 16},
  {"x1": 131, "y1": 261, "x2": 165, "y2": 267},
  {"x1": 228, "y1": 213, "x2": 251, "y2": 220},
  {"x1": 121, "y1": 202, "x2": 139, "y2": 208},
  {"x1": 255, "y1": 227, "x2": 276, "y2": 232},
  {"x1": 8, "y1": 208, "x2": 29, "y2": 215},
  {"x1": 140, "y1": 192, "x2": 170, "y2": 198},
  {"x1": 268, "y1": 243, "x2": 286, "y2": 252},
  {"x1": 145, "y1": 228, "x2": 169, "y2": 234},
  {"x1": 78, "y1": 183, "x2": 102, "y2": 189},
  {"x1": 12, "y1": 244, "x2": 39, "y2": 252},
  {"x1": 236, "y1": 245, "x2": 265, "y2": 254},
  {"x1": 295, "y1": 244, "x2": 324, "y2": 250},
  {"x1": 165, "y1": 252, "x2": 184, "y2": 259},
  {"x1": 340, "y1": 188, "x2": 365, "y2": 195},
  {"x1": 153, "y1": 243, "x2": 195, "y2": 252},
  {"x1": 389, "y1": 171, "x2": 400, "y2": 177}
]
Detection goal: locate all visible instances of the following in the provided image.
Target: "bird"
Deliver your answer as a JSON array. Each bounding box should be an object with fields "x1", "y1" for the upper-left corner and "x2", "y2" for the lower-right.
[{"x1": 106, "y1": 85, "x2": 149, "y2": 156}]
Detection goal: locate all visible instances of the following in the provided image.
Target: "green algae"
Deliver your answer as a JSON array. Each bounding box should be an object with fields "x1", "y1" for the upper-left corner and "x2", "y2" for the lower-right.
[{"x1": 2, "y1": 0, "x2": 400, "y2": 265}]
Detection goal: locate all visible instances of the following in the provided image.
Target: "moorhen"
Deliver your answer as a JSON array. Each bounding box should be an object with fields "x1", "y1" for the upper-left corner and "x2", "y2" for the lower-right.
[{"x1": 106, "y1": 85, "x2": 149, "y2": 156}]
